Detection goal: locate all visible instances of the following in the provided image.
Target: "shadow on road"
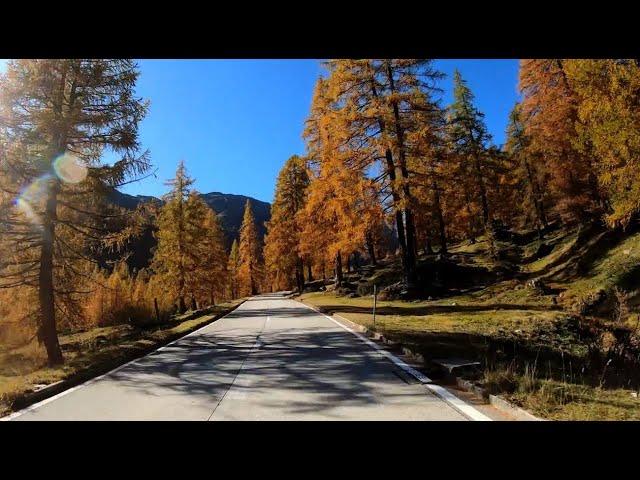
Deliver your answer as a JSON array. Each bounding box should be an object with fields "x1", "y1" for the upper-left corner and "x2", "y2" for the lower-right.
[{"x1": 106, "y1": 303, "x2": 426, "y2": 416}]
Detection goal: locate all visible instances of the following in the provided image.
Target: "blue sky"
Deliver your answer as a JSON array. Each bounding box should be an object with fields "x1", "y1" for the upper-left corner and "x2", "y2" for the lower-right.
[{"x1": 0, "y1": 59, "x2": 520, "y2": 203}]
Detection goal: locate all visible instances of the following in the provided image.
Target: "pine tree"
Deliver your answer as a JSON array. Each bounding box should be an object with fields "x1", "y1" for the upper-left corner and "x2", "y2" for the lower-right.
[
  {"x1": 505, "y1": 102, "x2": 548, "y2": 234},
  {"x1": 238, "y1": 200, "x2": 263, "y2": 296},
  {"x1": 405, "y1": 86, "x2": 449, "y2": 255},
  {"x1": 447, "y1": 70, "x2": 493, "y2": 231},
  {"x1": 0, "y1": 59, "x2": 149, "y2": 365}
]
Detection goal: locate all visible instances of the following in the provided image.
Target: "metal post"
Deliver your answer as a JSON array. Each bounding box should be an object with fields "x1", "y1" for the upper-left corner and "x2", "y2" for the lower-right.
[{"x1": 373, "y1": 284, "x2": 377, "y2": 330}]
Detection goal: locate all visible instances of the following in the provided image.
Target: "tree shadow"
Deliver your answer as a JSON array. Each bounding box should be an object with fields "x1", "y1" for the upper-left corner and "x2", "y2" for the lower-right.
[
  {"x1": 314, "y1": 303, "x2": 562, "y2": 317},
  {"x1": 101, "y1": 316, "x2": 444, "y2": 418}
]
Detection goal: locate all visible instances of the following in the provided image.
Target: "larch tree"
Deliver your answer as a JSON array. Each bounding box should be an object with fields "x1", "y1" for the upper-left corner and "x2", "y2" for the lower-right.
[
  {"x1": 191, "y1": 201, "x2": 228, "y2": 306},
  {"x1": 319, "y1": 59, "x2": 444, "y2": 292},
  {"x1": 227, "y1": 239, "x2": 241, "y2": 299},
  {"x1": 0, "y1": 59, "x2": 149, "y2": 365},
  {"x1": 264, "y1": 154, "x2": 310, "y2": 292},
  {"x1": 151, "y1": 161, "x2": 201, "y2": 313},
  {"x1": 238, "y1": 199, "x2": 263, "y2": 296},
  {"x1": 301, "y1": 74, "x2": 381, "y2": 287},
  {"x1": 564, "y1": 59, "x2": 640, "y2": 228},
  {"x1": 405, "y1": 85, "x2": 449, "y2": 255},
  {"x1": 519, "y1": 59, "x2": 602, "y2": 224}
]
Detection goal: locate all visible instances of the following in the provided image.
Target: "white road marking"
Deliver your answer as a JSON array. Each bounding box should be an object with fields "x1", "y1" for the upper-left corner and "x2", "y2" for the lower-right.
[
  {"x1": 1, "y1": 305, "x2": 244, "y2": 421},
  {"x1": 206, "y1": 315, "x2": 268, "y2": 419},
  {"x1": 424, "y1": 384, "x2": 492, "y2": 421},
  {"x1": 297, "y1": 300, "x2": 492, "y2": 422}
]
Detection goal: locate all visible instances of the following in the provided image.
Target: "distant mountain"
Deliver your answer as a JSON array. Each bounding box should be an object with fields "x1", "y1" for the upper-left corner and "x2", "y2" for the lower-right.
[
  {"x1": 199, "y1": 192, "x2": 271, "y2": 245},
  {"x1": 105, "y1": 189, "x2": 271, "y2": 270},
  {"x1": 106, "y1": 190, "x2": 160, "y2": 210},
  {"x1": 108, "y1": 189, "x2": 270, "y2": 243}
]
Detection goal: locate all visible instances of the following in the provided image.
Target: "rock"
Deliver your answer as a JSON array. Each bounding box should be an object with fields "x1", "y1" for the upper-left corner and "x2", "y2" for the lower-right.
[{"x1": 527, "y1": 278, "x2": 551, "y2": 294}]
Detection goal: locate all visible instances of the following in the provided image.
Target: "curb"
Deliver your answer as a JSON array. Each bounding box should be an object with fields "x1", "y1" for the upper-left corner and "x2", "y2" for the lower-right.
[
  {"x1": 488, "y1": 394, "x2": 546, "y2": 421},
  {"x1": 2, "y1": 300, "x2": 246, "y2": 419},
  {"x1": 454, "y1": 377, "x2": 545, "y2": 421}
]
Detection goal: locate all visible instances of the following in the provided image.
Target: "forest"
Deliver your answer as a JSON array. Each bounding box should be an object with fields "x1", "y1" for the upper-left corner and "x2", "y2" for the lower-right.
[
  {"x1": 265, "y1": 60, "x2": 640, "y2": 294},
  {"x1": 2, "y1": 59, "x2": 640, "y2": 420}
]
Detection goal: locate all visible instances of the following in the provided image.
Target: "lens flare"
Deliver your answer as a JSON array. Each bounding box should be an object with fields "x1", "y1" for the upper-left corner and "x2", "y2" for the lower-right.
[
  {"x1": 12, "y1": 152, "x2": 87, "y2": 227},
  {"x1": 53, "y1": 153, "x2": 87, "y2": 184},
  {"x1": 13, "y1": 173, "x2": 52, "y2": 226}
]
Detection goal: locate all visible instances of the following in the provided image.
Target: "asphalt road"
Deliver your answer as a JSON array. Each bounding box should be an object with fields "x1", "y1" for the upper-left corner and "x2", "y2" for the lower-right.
[{"x1": 8, "y1": 294, "x2": 483, "y2": 421}]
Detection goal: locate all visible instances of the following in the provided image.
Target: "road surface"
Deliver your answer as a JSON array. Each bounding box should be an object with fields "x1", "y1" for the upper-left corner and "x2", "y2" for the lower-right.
[{"x1": 8, "y1": 294, "x2": 487, "y2": 421}]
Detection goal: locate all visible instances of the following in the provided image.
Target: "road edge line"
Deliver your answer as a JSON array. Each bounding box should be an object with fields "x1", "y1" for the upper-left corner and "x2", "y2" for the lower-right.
[
  {"x1": 1, "y1": 300, "x2": 246, "y2": 421},
  {"x1": 295, "y1": 299, "x2": 492, "y2": 422}
]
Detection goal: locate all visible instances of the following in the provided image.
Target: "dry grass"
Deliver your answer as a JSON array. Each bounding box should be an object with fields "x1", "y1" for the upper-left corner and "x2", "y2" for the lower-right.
[{"x1": 483, "y1": 365, "x2": 640, "y2": 420}]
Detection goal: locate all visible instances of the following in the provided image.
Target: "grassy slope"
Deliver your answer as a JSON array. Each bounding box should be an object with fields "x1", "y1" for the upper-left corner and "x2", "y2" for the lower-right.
[
  {"x1": 0, "y1": 299, "x2": 244, "y2": 417},
  {"x1": 299, "y1": 227, "x2": 640, "y2": 420}
]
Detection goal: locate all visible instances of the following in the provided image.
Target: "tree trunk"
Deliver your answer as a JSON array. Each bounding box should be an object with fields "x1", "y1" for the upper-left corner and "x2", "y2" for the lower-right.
[
  {"x1": 366, "y1": 233, "x2": 377, "y2": 266},
  {"x1": 178, "y1": 295, "x2": 187, "y2": 313},
  {"x1": 369, "y1": 78, "x2": 410, "y2": 285},
  {"x1": 473, "y1": 151, "x2": 490, "y2": 227},
  {"x1": 38, "y1": 178, "x2": 63, "y2": 366},
  {"x1": 306, "y1": 262, "x2": 313, "y2": 282},
  {"x1": 334, "y1": 251, "x2": 343, "y2": 287},
  {"x1": 250, "y1": 263, "x2": 257, "y2": 295},
  {"x1": 425, "y1": 237, "x2": 433, "y2": 255},
  {"x1": 463, "y1": 183, "x2": 477, "y2": 244},
  {"x1": 386, "y1": 60, "x2": 418, "y2": 289},
  {"x1": 296, "y1": 258, "x2": 304, "y2": 293},
  {"x1": 524, "y1": 157, "x2": 548, "y2": 232},
  {"x1": 154, "y1": 298, "x2": 161, "y2": 323},
  {"x1": 190, "y1": 295, "x2": 197, "y2": 311},
  {"x1": 433, "y1": 178, "x2": 447, "y2": 254}
]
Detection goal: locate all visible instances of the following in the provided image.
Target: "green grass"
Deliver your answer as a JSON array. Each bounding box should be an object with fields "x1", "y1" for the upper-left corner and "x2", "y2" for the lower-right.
[
  {"x1": 558, "y1": 231, "x2": 640, "y2": 311},
  {"x1": 299, "y1": 291, "x2": 577, "y2": 353},
  {"x1": 0, "y1": 299, "x2": 244, "y2": 417},
  {"x1": 524, "y1": 231, "x2": 578, "y2": 273}
]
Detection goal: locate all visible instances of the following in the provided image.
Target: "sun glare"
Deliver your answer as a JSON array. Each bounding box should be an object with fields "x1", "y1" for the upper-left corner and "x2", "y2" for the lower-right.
[{"x1": 53, "y1": 152, "x2": 88, "y2": 184}]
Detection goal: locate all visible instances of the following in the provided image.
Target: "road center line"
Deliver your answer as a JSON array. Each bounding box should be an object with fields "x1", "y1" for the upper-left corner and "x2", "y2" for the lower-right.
[{"x1": 206, "y1": 314, "x2": 268, "y2": 420}]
